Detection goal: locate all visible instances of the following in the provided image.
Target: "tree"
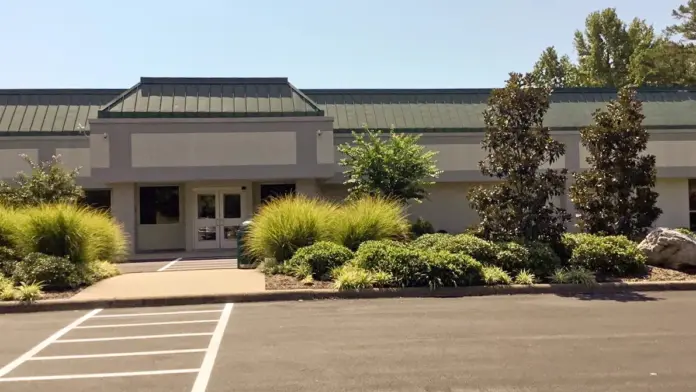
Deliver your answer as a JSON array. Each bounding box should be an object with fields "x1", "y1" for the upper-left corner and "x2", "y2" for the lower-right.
[
  {"x1": 569, "y1": 88, "x2": 662, "y2": 238},
  {"x1": 631, "y1": 39, "x2": 696, "y2": 86},
  {"x1": 337, "y1": 127, "x2": 442, "y2": 203},
  {"x1": 666, "y1": 0, "x2": 696, "y2": 40},
  {"x1": 573, "y1": 8, "x2": 657, "y2": 88},
  {"x1": 530, "y1": 46, "x2": 579, "y2": 88},
  {"x1": 0, "y1": 154, "x2": 84, "y2": 207},
  {"x1": 467, "y1": 72, "x2": 570, "y2": 244}
]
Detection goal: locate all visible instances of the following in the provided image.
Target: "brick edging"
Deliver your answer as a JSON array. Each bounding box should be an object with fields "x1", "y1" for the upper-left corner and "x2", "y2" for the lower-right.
[{"x1": 1, "y1": 281, "x2": 695, "y2": 314}]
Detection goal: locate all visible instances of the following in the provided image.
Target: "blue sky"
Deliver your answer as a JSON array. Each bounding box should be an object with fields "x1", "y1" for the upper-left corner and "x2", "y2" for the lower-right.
[{"x1": 0, "y1": 0, "x2": 685, "y2": 89}]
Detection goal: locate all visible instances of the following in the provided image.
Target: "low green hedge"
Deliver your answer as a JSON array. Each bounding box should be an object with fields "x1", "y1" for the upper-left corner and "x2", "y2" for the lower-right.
[
  {"x1": 563, "y1": 234, "x2": 646, "y2": 277},
  {"x1": 283, "y1": 241, "x2": 354, "y2": 280},
  {"x1": 411, "y1": 233, "x2": 497, "y2": 264}
]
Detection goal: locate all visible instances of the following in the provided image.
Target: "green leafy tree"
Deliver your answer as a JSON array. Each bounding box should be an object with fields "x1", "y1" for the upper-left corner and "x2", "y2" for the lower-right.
[
  {"x1": 632, "y1": 39, "x2": 696, "y2": 86},
  {"x1": 0, "y1": 154, "x2": 84, "y2": 207},
  {"x1": 569, "y1": 88, "x2": 662, "y2": 238},
  {"x1": 468, "y1": 73, "x2": 570, "y2": 244},
  {"x1": 573, "y1": 8, "x2": 657, "y2": 87},
  {"x1": 530, "y1": 46, "x2": 579, "y2": 88},
  {"x1": 337, "y1": 127, "x2": 442, "y2": 203}
]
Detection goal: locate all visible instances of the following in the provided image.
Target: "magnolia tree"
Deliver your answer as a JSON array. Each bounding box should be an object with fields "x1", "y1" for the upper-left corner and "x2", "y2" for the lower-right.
[
  {"x1": 0, "y1": 154, "x2": 84, "y2": 207},
  {"x1": 570, "y1": 88, "x2": 661, "y2": 238},
  {"x1": 337, "y1": 127, "x2": 442, "y2": 204},
  {"x1": 468, "y1": 72, "x2": 570, "y2": 244}
]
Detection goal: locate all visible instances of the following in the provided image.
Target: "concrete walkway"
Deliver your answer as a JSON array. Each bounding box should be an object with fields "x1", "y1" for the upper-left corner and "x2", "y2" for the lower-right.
[{"x1": 72, "y1": 269, "x2": 265, "y2": 301}]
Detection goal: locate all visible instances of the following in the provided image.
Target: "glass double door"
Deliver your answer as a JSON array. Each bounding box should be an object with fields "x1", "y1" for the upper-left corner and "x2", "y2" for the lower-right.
[{"x1": 194, "y1": 189, "x2": 244, "y2": 249}]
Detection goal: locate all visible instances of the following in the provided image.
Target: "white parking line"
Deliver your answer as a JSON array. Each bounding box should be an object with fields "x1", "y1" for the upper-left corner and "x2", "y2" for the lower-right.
[
  {"x1": 191, "y1": 303, "x2": 234, "y2": 392},
  {"x1": 28, "y1": 349, "x2": 208, "y2": 361},
  {"x1": 75, "y1": 319, "x2": 219, "y2": 329},
  {"x1": 92, "y1": 309, "x2": 223, "y2": 318},
  {"x1": 157, "y1": 257, "x2": 182, "y2": 272},
  {"x1": 55, "y1": 332, "x2": 214, "y2": 343},
  {"x1": 0, "y1": 308, "x2": 102, "y2": 378},
  {"x1": 0, "y1": 369, "x2": 200, "y2": 382}
]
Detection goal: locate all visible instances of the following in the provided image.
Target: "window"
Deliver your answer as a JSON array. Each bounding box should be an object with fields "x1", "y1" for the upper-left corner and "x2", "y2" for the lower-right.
[
  {"x1": 139, "y1": 186, "x2": 180, "y2": 225},
  {"x1": 82, "y1": 189, "x2": 111, "y2": 212},
  {"x1": 690, "y1": 180, "x2": 696, "y2": 231},
  {"x1": 260, "y1": 183, "x2": 296, "y2": 204}
]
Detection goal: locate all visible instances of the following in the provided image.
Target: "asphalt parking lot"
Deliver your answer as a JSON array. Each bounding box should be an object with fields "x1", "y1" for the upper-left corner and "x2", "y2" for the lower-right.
[{"x1": 1, "y1": 291, "x2": 696, "y2": 391}]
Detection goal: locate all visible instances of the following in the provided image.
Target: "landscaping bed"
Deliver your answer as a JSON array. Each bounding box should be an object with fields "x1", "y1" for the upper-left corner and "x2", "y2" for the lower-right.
[{"x1": 247, "y1": 195, "x2": 696, "y2": 294}]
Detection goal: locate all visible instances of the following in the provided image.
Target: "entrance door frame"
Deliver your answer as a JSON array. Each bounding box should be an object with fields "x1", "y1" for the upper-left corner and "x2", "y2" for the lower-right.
[{"x1": 190, "y1": 186, "x2": 248, "y2": 250}]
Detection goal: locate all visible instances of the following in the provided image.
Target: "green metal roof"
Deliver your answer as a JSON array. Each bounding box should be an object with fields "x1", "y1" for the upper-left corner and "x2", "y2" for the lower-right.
[
  {"x1": 98, "y1": 77, "x2": 324, "y2": 118},
  {"x1": 304, "y1": 88, "x2": 696, "y2": 132},
  {"x1": 1, "y1": 81, "x2": 696, "y2": 135},
  {"x1": 0, "y1": 89, "x2": 122, "y2": 135}
]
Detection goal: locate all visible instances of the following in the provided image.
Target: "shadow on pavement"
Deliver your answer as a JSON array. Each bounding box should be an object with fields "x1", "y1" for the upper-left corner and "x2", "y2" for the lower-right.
[{"x1": 555, "y1": 291, "x2": 663, "y2": 302}]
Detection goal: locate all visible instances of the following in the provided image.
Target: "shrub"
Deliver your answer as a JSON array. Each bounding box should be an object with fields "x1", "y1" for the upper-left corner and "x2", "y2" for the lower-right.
[
  {"x1": 333, "y1": 264, "x2": 393, "y2": 290},
  {"x1": 16, "y1": 204, "x2": 96, "y2": 265},
  {"x1": 550, "y1": 267, "x2": 597, "y2": 286},
  {"x1": 566, "y1": 234, "x2": 646, "y2": 276},
  {"x1": 80, "y1": 260, "x2": 120, "y2": 285},
  {"x1": 353, "y1": 240, "x2": 430, "y2": 287},
  {"x1": 0, "y1": 246, "x2": 19, "y2": 277},
  {"x1": 493, "y1": 242, "x2": 529, "y2": 274},
  {"x1": 283, "y1": 242, "x2": 354, "y2": 280},
  {"x1": 523, "y1": 241, "x2": 562, "y2": 278},
  {"x1": 0, "y1": 275, "x2": 14, "y2": 300},
  {"x1": 425, "y1": 251, "x2": 484, "y2": 288},
  {"x1": 81, "y1": 211, "x2": 129, "y2": 262},
  {"x1": 559, "y1": 233, "x2": 595, "y2": 261},
  {"x1": 246, "y1": 195, "x2": 338, "y2": 263},
  {"x1": 410, "y1": 217, "x2": 435, "y2": 238},
  {"x1": 412, "y1": 233, "x2": 497, "y2": 263},
  {"x1": 514, "y1": 269, "x2": 535, "y2": 285},
  {"x1": 333, "y1": 196, "x2": 410, "y2": 250},
  {"x1": 674, "y1": 228, "x2": 695, "y2": 237},
  {"x1": 13, "y1": 252, "x2": 80, "y2": 290},
  {"x1": 481, "y1": 266, "x2": 512, "y2": 285}
]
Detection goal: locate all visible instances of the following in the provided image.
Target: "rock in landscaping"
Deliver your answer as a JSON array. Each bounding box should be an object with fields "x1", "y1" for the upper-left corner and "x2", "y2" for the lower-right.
[{"x1": 638, "y1": 228, "x2": 696, "y2": 269}]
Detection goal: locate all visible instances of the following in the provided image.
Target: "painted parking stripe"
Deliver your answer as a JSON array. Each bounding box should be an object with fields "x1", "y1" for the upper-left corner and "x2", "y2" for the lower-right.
[
  {"x1": 92, "y1": 309, "x2": 223, "y2": 318},
  {"x1": 0, "y1": 308, "x2": 102, "y2": 378},
  {"x1": 191, "y1": 303, "x2": 234, "y2": 392},
  {"x1": 28, "y1": 349, "x2": 208, "y2": 361},
  {"x1": 0, "y1": 369, "x2": 200, "y2": 382},
  {"x1": 55, "y1": 332, "x2": 214, "y2": 343},
  {"x1": 75, "y1": 319, "x2": 219, "y2": 329},
  {"x1": 157, "y1": 257, "x2": 182, "y2": 272}
]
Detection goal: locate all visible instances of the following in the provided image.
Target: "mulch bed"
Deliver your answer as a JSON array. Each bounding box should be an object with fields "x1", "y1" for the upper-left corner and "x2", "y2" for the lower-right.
[
  {"x1": 40, "y1": 289, "x2": 82, "y2": 300},
  {"x1": 618, "y1": 266, "x2": 696, "y2": 283},
  {"x1": 265, "y1": 275, "x2": 334, "y2": 290},
  {"x1": 266, "y1": 266, "x2": 696, "y2": 291}
]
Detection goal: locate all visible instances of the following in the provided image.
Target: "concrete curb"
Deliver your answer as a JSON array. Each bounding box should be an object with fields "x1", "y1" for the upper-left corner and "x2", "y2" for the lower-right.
[{"x1": 2, "y1": 281, "x2": 696, "y2": 314}]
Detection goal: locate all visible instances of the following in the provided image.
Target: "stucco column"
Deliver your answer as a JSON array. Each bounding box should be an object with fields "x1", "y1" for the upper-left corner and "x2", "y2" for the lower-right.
[
  {"x1": 563, "y1": 134, "x2": 581, "y2": 232},
  {"x1": 296, "y1": 179, "x2": 321, "y2": 197},
  {"x1": 110, "y1": 183, "x2": 137, "y2": 255}
]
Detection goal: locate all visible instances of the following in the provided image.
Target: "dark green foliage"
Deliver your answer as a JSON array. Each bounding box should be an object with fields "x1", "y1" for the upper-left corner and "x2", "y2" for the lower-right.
[
  {"x1": 337, "y1": 127, "x2": 442, "y2": 203},
  {"x1": 565, "y1": 234, "x2": 647, "y2": 276},
  {"x1": 410, "y1": 218, "x2": 435, "y2": 238},
  {"x1": 353, "y1": 241, "x2": 430, "y2": 287},
  {"x1": 570, "y1": 88, "x2": 661, "y2": 239},
  {"x1": 353, "y1": 240, "x2": 485, "y2": 288},
  {"x1": 523, "y1": 241, "x2": 563, "y2": 277},
  {"x1": 412, "y1": 234, "x2": 497, "y2": 264},
  {"x1": 13, "y1": 253, "x2": 80, "y2": 290},
  {"x1": 492, "y1": 242, "x2": 530, "y2": 275},
  {"x1": 0, "y1": 246, "x2": 19, "y2": 277},
  {"x1": 467, "y1": 72, "x2": 570, "y2": 244},
  {"x1": 425, "y1": 251, "x2": 484, "y2": 288},
  {"x1": 283, "y1": 241, "x2": 354, "y2": 279}
]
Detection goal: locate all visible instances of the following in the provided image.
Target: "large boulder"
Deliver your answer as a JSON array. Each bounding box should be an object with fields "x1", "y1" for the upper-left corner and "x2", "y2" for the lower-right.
[{"x1": 638, "y1": 228, "x2": 696, "y2": 269}]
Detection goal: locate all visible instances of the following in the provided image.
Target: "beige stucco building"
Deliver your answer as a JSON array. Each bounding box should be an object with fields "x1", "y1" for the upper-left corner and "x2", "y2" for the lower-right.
[{"x1": 0, "y1": 77, "x2": 695, "y2": 258}]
